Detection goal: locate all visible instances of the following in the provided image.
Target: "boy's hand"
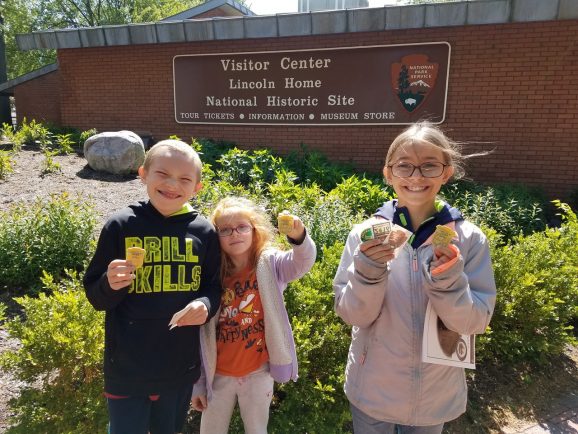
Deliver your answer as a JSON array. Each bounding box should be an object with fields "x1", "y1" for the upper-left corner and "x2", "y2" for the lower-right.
[
  {"x1": 286, "y1": 216, "x2": 306, "y2": 243},
  {"x1": 106, "y1": 260, "x2": 135, "y2": 290},
  {"x1": 360, "y1": 238, "x2": 395, "y2": 264},
  {"x1": 173, "y1": 300, "x2": 208, "y2": 327},
  {"x1": 191, "y1": 395, "x2": 207, "y2": 412}
]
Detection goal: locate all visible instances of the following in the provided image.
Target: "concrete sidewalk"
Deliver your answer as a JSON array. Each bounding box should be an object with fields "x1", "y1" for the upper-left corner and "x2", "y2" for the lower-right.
[{"x1": 504, "y1": 392, "x2": 578, "y2": 434}]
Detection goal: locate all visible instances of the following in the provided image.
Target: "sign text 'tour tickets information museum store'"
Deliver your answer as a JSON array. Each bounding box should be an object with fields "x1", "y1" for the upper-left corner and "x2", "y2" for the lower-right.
[{"x1": 173, "y1": 42, "x2": 450, "y2": 126}]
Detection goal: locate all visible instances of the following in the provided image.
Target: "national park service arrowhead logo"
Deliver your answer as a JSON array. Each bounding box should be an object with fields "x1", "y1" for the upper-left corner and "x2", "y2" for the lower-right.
[{"x1": 391, "y1": 54, "x2": 439, "y2": 113}]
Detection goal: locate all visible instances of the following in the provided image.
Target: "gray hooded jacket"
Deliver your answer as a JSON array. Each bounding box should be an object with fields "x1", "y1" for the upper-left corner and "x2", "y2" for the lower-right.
[{"x1": 333, "y1": 201, "x2": 496, "y2": 426}]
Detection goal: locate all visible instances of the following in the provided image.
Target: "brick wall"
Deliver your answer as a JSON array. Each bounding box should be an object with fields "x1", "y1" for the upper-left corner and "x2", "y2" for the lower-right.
[
  {"x1": 14, "y1": 19, "x2": 578, "y2": 199},
  {"x1": 14, "y1": 70, "x2": 61, "y2": 125}
]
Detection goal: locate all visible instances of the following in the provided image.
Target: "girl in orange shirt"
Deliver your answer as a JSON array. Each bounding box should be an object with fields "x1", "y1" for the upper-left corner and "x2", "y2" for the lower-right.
[{"x1": 190, "y1": 197, "x2": 316, "y2": 434}]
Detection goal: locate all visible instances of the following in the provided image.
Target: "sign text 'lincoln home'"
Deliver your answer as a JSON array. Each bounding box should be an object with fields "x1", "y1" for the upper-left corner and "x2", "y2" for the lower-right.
[{"x1": 173, "y1": 42, "x2": 450, "y2": 126}]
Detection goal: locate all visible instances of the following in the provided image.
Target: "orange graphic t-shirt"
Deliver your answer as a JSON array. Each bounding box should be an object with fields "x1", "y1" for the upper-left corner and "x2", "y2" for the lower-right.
[{"x1": 216, "y1": 267, "x2": 269, "y2": 377}]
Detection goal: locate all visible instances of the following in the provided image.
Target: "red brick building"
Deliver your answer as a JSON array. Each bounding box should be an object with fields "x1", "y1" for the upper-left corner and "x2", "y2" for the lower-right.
[{"x1": 1, "y1": 0, "x2": 577, "y2": 199}]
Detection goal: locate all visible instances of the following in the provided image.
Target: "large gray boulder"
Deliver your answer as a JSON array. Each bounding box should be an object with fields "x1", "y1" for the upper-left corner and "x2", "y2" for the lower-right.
[{"x1": 84, "y1": 131, "x2": 145, "y2": 175}]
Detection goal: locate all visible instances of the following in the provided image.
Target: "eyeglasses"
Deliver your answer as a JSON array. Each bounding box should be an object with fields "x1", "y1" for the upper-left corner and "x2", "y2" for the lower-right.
[
  {"x1": 388, "y1": 162, "x2": 448, "y2": 178},
  {"x1": 217, "y1": 224, "x2": 253, "y2": 237}
]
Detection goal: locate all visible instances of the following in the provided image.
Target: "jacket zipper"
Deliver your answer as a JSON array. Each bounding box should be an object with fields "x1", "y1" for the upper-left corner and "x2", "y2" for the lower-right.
[{"x1": 410, "y1": 247, "x2": 419, "y2": 424}]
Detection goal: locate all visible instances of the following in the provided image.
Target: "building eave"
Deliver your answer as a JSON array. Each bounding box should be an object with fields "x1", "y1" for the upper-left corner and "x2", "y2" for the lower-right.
[
  {"x1": 0, "y1": 63, "x2": 59, "y2": 95},
  {"x1": 14, "y1": 0, "x2": 578, "y2": 51}
]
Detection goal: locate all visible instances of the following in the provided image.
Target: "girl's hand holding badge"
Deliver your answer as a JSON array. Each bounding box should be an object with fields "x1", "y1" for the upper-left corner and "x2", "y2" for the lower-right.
[{"x1": 359, "y1": 218, "x2": 412, "y2": 264}]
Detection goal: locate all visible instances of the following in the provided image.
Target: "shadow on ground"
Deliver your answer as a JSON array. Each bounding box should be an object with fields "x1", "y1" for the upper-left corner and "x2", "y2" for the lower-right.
[
  {"x1": 76, "y1": 164, "x2": 139, "y2": 183},
  {"x1": 445, "y1": 347, "x2": 578, "y2": 434}
]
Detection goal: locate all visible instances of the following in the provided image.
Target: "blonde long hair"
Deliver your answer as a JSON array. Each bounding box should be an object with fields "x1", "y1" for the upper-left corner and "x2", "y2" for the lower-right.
[{"x1": 211, "y1": 197, "x2": 275, "y2": 279}]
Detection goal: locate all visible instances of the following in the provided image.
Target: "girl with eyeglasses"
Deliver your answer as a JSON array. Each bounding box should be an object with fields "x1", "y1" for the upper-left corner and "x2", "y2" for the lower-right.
[
  {"x1": 190, "y1": 196, "x2": 316, "y2": 433},
  {"x1": 333, "y1": 122, "x2": 496, "y2": 434}
]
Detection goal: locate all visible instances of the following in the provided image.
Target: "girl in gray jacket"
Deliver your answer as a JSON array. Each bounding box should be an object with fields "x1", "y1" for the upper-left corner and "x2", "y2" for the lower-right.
[{"x1": 333, "y1": 122, "x2": 496, "y2": 434}]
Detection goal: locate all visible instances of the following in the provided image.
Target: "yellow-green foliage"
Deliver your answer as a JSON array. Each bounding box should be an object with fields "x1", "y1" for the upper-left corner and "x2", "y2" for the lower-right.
[
  {"x1": 267, "y1": 169, "x2": 324, "y2": 216},
  {"x1": 0, "y1": 271, "x2": 107, "y2": 433},
  {"x1": 18, "y1": 118, "x2": 52, "y2": 147},
  {"x1": 481, "y1": 202, "x2": 578, "y2": 364},
  {"x1": 0, "y1": 193, "x2": 97, "y2": 293},
  {"x1": 0, "y1": 149, "x2": 15, "y2": 179},
  {"x1": 329, "y1": 175, "x2": 394, "y2": 217},
  {"x1": 1, "y1": 122, "x2": 25, "y2": 151},
  {"x1": 41, "y1": 148, "x2": 61, "y2": 174}
]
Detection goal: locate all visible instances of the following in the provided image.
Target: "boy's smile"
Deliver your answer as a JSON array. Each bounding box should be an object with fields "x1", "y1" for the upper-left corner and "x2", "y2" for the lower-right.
[{"x1": 138, "y1": 149, "x2": 202, "y2": 217}]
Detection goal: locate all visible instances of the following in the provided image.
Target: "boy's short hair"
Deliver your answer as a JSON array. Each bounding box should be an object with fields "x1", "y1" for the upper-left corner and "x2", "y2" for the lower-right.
[{"x1": 143, "y1": 139, "x2": 202, "y2": 180}]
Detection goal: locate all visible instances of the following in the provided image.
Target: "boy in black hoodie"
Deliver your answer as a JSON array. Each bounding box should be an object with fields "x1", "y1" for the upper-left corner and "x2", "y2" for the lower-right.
[{"x1": 83, "y1": 139, "x2": 222, "y2": 434}]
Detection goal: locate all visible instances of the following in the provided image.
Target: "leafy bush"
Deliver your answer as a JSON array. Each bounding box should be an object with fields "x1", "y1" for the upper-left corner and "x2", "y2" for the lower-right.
[
  {"x1": 1, "y1": 123, "x2": 25, "y2": 151},
  {"x1": 41, "y1": 148, "x2": 61, "y2": 174},
  {"x1": 284, "y1": 144, "x2": 357, "y2": 191},
  {"x1": 192, "y1": 178, "x2": 256, "y2": 217},
  {"x1": 78, "y1": 128, "x2": 98, "y2": 146},
  {"x1": 482, "y1": 202, "x2": 578, "y2": 365},
  {"x1": 3, "y1": 120, "x2": 96, "y2": 154},
  {"x1": 55, "y1": 133, "x2": 75, "y2": 154},
  {"x1": 0, "y1": 193, "x2": 97, "y2": 293},
  {"x1": 191, "y1": 137, "x2": 234, "y2": 167},
  {"x1": 329, "y1": 175, "x2": 394, "y2": 217},
  {"x1": 270, "y1": 243, "x2": 351, "y2": 433},
  {"x1": 441, "y1": 181, "x2": 546, "y2": 241},
  {"x1": 0, "y1": 271, "x2": 107, "y2": 433},
  {"x1": 18, "y1": 118, "x2": 52, "y2": 148},
  {"x1": 217, "y1": 148, "x2": 284, "y2": 187},
  {"x1": 0, "y1": 149, "x2": 15, "y2": 179},
  {"x1": 291, "y1": 196, "x2": 363, "y2": 259},
  {"x1": 267, "y1": 169, "x2": 325, "y2": 217}
]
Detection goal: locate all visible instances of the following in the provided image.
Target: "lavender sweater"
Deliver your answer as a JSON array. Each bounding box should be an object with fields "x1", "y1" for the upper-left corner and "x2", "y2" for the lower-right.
[{"x1": 193, "y1": 234, "x2": 316, "y2": 401}]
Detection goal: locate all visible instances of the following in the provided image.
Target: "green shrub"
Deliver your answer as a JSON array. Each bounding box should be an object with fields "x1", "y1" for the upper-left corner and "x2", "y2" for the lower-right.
[
  {"x1": 191, "y1": 137, "x2": 234, "y2": 167},
  {"x1": 0, "y1": 193, "x2": 97, "y2": 293},
  {"x1": 441, "y1": 181, "x2": 546, "y2": 241},
  {"x1": 217, "y1": 147, "x2": 284, "y2": 187},
  {"x1": 284, "y1": 144, "x2": 356, "y2": 191},
  {"x1": 0, "y1": 149, "x2": 15, "y2": 179},
  {"x1": 329, "y1": 175, "x2": 394, "y2": 217},
  {"x1": 41, "y1": 148, "x2": 61, "y2": 174},
  {"x1": 293, "y1": 197, "x2": 363, "y2": 256},
  {"x1": 192, "y1": 178, "x2": 257, "y2": 217},
  {"x1": 78, "y1": 128, "x2": 97, "y2": 147},
  {"x1": 55, "y1": 133, "x2": 75, "y2": 154},
  {"x1": 1, "y1": 122, "x2": 25, "y2": 151},
  {"x1": 482, "y1": 202, "x2": 578, "y2": 365},
  {"x1": 0, "y1": 271, "x2": 107, "y2": 433},
  {"x1": 269, "y1": 243, "x2": 351, "y2": 433},
  {"x1": 18, "y1": 118, "x2": 52, "y2": 148},
  {"x1": 267, "y1": 169, "x2": 325, "y2": 217}
]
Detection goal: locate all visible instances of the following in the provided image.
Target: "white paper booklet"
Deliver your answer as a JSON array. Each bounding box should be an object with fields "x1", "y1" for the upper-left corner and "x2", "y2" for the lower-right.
[{"x1": 422, "y1": 302, "x2": 476, "y2": 369}]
